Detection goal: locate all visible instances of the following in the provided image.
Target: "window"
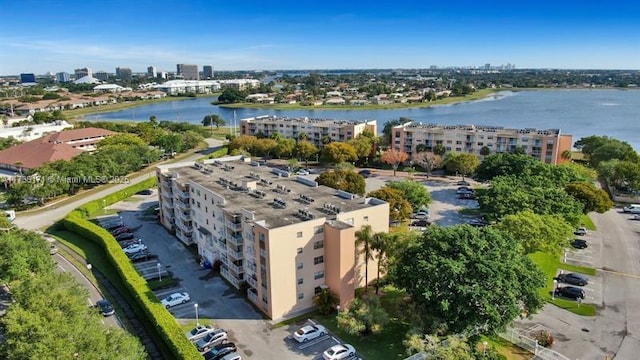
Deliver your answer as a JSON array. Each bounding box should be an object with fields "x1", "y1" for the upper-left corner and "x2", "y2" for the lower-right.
[
  {"x1": 314, "y1": 226, "x2": 324, "y2": 234},
  {"x1": 191, "y1": 199, "x2": 195, "y2": 204},
  {"x1": 259, "y1": 234, "x2": 265, "y2": 241},
  {"x1": 363, "y1": 216, "x2": 369, "y2": 222},
  {"x1": 297, "y1": 278, "x2": 303, "y2": 285},
  {"x1": 205, "y1": 206, "x2": 208, "y2": 213},
  {"x1": 344, "y1": 218, "x2": 354, "y2": 225},
  {"x1": 204, "y1": 194, "x2": 207, "y2": 200},
  {"x1": 314, "y1": 271, "x2": 325, "y2": 280},
  {"x1": 297, "y1": 247, "x2": 303, "y2": 254},
  {"x1": 197, "y1": 201, "x2": 201, "y2": 208},
  {"x1": 297, "y1": 262, "x2": 303, "y2": 270},
  {"x1": 313, "y1": 240, "x2": 324, "y2": 250},
  {"x1": 298, "y1": 292, "x2": 304, "y2": 300},
  {"x1": 206, "y1": 219, "x2": 209, "y2": 225},
  {"x1": 296, "y1": 231, "x2": 303, "y2": 238},
  {"x1": 196, "y1": 190, "x2": 201, "y2": 196},
  {"x1": 314, "y1": 286, "x2": 323, "y2": 295},
  {"x1": 314, "y1": 256, "x2": 324, "y2": 265}
]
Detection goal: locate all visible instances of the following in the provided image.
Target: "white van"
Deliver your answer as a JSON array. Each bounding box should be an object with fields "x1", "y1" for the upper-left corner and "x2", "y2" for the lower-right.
[{"x1": 623, "y1": 204, "x2": 640, "y2": 214}]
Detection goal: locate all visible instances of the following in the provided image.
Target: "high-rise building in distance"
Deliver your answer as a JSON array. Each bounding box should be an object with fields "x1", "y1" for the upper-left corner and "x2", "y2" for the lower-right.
[
  {"x1": 56, "y1": 72, "x2": 70, "y2": 83},
  {"x1": 116, "y1": 67, "x2": 132, "y2": 82},
  {"x1": 177, "y1": 64, "x2": 199, "y2": 80},
  {"x1": 74, "y1": 67, "x2": 92, "y2": 79},
  {"x1": 20, "y1": 73, "x2": 36, "y2": 84},
  {"x1": 203, "y1": 65, "x2": 214, "y2": 79},
  {"x1": 94, "y1": 71, "x2": 109, "y2": 82},
  {"x1": 147, "y1": 66, "x2": 157, "y2": 78}
]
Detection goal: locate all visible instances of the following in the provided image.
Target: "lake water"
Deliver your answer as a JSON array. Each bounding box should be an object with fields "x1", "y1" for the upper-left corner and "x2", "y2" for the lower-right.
[{"x1": 87, "y1": 89, "x2": 640, "y2": 149}]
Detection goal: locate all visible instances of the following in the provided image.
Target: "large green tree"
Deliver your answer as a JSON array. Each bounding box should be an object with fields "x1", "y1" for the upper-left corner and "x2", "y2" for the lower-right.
[
  {"x1": 202, "y1": 114, "x2": 226, "y2": 128},
  {"x1": 367, "y1": 187, "x2": 412, "y2": 221},
  {"x1": 387, "y1": 180, "x2": 431, "y2": 211},
  {"x1": 322, "y1": 142, "x2": 358, "y2": 164},
  {"x1": 337, "y1": 296, "x2": 389, "y2": 336},
  {"x1": 564, "y1": 182, "x2": 613, "y2": 214},
  {"x1": 355, "y1": 225, "x2": 375, "y2": 294},
  {"x1": 495, "y1": 210, "x2": 574, "y2": 254},
  {"x1": 296, "y1": 140, "x2": 318, "y2": 164},
  {"x1": 443, "y1": 152, "x2": 480, "y2": 179},
  {"x1": 316, "y1": 169, "x2": 366, "y2": 195},
  {"x1": 390, "y1": 225, "x2": 546, "y2": 335}
]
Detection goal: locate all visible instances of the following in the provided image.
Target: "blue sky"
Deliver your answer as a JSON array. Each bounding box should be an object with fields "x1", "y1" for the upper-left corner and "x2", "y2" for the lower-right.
[{"x1": 0, "y1": 0, "x2": 638, "y2": 75}]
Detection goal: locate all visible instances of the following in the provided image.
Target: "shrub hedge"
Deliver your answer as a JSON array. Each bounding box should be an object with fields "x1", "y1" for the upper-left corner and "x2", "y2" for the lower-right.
[
  {"x1": 62, "y1": 177, "x2": 201, "y2": 360},
  {"x1": 207, "y1": 146, "x2": 228, "y2": 159}
]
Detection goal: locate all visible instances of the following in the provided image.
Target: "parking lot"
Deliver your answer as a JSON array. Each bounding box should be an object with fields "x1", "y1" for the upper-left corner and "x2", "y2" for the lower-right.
[{"x1": 105, "y1": 192, "x2": 361, "y2": 359}]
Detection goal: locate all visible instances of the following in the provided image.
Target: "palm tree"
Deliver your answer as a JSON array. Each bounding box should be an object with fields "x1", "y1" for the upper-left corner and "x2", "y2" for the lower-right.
[
  {"x1": 355, "y1": 225, "x2": 375, "y2": 295},
  {"x1": 313, "y1": 288, "x2": 339, "y2": 315},
  {"x1": 561, "y1": 149, "x2": 572, "y2": 161},
  {"x1": 370, "y1": 233, "x2": 389, "y2": 295}
]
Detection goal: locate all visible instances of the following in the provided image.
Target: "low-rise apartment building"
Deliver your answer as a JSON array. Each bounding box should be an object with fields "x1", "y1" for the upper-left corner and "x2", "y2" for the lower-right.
[
  {"x1": 392, "y1": 122, "x2": 572, "y2": 164},
  {"x1": 156, "y1": 156, "x2": 389, "y2": 320},
  {"x1": 240, "y1": 116, "x2": 377, "y2": 147}
]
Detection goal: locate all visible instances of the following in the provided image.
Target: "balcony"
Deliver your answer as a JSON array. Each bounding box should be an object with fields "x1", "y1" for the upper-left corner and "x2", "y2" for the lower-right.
[
  {"x1": 176, "y1": 230, "x2": 193, "y2": 244},
  {"x1": 225, "y1": 232, "x2": 243, "y2": 247},
  {"x1": 247, "y1": 289, "x2": 258, "y2": 303},
  {"x1": 220, "y1": 267, "x2": 241, "y2": 288},
  {"x1": 227, "y1": 248, "x2": 243, "y2": 260},
  {"x1": 175, "y1": 210, "x2": 190, "y2": 222},
  {"x1": 260, "y1": 248, "x2": 266, "y2": 258},
  {"x1": 226, "y1": 221, "x2": 242, "y2": 231},
  {"x1": 175, "y1": 190, "x2": 190, "y2": 200},
  {"x1": 244, "y1": 246, "x2": 256, "y2": 259},
  {"x1": 176, "y1": 199, "x2": 190, "y2": 211},
  {"x1": 228, "y1": 262, "x2": 244, "y2": 275}
]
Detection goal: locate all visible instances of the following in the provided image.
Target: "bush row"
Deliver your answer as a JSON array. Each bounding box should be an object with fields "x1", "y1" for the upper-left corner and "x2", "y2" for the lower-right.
[
  {"x1": 63, "y1": 178, "x2": 201, "y2": 360},
  {"x1": 207, "y1": 146, "x2": 229, "y2": 159}
]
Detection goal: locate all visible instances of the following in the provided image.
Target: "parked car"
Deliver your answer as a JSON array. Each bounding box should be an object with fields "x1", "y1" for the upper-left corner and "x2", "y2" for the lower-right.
[
  {"x1": 458, "y1": 192, "x2": 477, "y2": 199},
  {"x1": 219, "y1": 353, "x2": 242, "y2": 360},
  {"x1": 111, "y1": 227, "x2": 132, "y2": 236},
  {"x1": 136, "y1": 189, "x2": 153, "y2": 195},
  {"x1": 632, "y1": 214, "x2": 640, "y2": 220},
  {"x1": 128, "y1": 250, "x2": 154, "y2": 262},
  {"x1": 96, "y1": 299, "x2": 115, "y2": 316},
  {"x1": 456, "y1": 187, "x2": 474, "y2": 195},
  {"x1": 358, "y1": 169, "x2": 372, "y2": 178},
  {"x1": 101, "y1": 221, "x2": 124, "y2": 231},
  {"x1": 323, "y1": 344, "x2": 356, "y2": 360},
  {"x1": 196, "y1": 329, "x2": 228, "y2": 352},
  {"x1": 411, "y1": 211, "x2": 430, "y2": 220},
  {"x1": 203, "y1": 342, "x2": 237, "y2": 360},
  {"x1": 293, "y1": 324, "x2": 327, "y2": 343},
  {"x1": 185, "y1": 324, "x2": 217, "y2": 342},
  {"x1": 410, "y1": 219, "x2": 431, "y2": 227},
  {"x1": 467, "y1": 218, "x2": 488, "y2": 227},
  {"x1": 555, "y1": 286, "x2": 585, "y2": 300},
  {"x1": 574, "y1": 227, "x2": 587, "y2": 236},
  {"x1": 116, "y1": 232, "x2": 135, "y2": 241},
  {"x1": 123, "y1": 243, "x2": 147, "y2": 254},
  {"x1": 457, "y1": 180, "x2": 471, "y2": 186},
  {"x1": 161, "y1": 292, "x2": 190, "y2": 308},
  {"x1": 119, "y1": 240, "x2": 140, "y2": 248},
  {"x1": 622, "y1": 204, "x2": 640, "y2": 213},
  {"x1": 571, "y1": 239, "x2": 588, "y2": 249},
  {"x1": 558, "y1": 273, "x2": 589, "y2": 286},
  {"x1": 295, "y1": 169, "x2": 310, "y2": 176}
]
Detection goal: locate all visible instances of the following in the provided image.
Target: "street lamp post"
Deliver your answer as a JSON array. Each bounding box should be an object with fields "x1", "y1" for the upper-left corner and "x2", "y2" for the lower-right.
[
  {"x1": 194, "y1": 303, "x2": 199, "y2": 326},
  {"x1": 483, "y1": 341, "x2": 488, "y2": 354},
  {"x1": 552, "y1": 279, "x2": 558, "y2": 300},
  {"x1": 336, "y1": 304, "x2": 341, "y2": 318},
  {"x1": 102, "y1": 199, "x2": 106, "y2": 214},
  {"x1": 157, "y1": 263, "x2": 162, "y2": 282}
]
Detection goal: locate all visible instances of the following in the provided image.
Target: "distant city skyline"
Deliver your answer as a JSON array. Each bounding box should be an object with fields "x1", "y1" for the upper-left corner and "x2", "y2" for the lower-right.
[{"x1": 0, "y1": 0, "x2": 638, "y2": 75}]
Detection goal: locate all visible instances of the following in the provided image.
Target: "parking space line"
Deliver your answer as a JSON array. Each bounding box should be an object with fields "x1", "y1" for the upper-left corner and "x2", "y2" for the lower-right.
[{"x1": 298, "y1": 335, "x2": 330, "y2": 350}]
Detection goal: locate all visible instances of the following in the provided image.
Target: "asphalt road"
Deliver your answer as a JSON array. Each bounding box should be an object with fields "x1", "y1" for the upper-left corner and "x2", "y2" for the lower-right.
[
  {"x1": 515, "y1": 208, "x2": 640, "y2": 360},
  {"x1": 53, "y1": 252, "x2": 121, "y2": 328}
]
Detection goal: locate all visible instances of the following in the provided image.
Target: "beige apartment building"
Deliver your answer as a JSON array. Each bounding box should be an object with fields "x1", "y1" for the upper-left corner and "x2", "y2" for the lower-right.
[
  {"x1": 240, "y1": 116, "x2": 377, "y2": 148},
  {"x1": 392, "y1": 122, "x2": 573, "y2": 165},
  {"x1": 156, "y1": 156, "x2": 389, "y2": 320}
]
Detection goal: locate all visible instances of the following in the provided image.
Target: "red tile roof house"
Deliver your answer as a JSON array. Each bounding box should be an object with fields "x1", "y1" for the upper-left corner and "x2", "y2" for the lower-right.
[{"x1": 0, "y1": 127, "x2": 116, "y2": 173}]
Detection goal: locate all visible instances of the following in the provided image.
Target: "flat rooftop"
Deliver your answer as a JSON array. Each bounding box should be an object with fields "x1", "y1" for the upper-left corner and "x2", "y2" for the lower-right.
[
  {"x1": 397, "y1": 122, "x2": 563, "y2": 135},
  {"x1": 242, "y1": 115, "x2": 375, "y2": 126},
  {"x1": 160, "y1": 158, "x2": 384, "y2": 229}
]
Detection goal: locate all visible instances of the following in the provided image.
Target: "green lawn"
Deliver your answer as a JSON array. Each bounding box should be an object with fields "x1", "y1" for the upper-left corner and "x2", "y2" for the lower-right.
[
  {"x1": 479, "y1": 336, "x2": 531, "y2": 360},
  {"x1": 529, "y1": 251, "x2": 597, "y2": 316},
  {"x1": 580, "y1": 214, "x2": 596, "y2": 230},
  {"x1": 314, "y1": 287, "x2": 412, "y2": 360}
]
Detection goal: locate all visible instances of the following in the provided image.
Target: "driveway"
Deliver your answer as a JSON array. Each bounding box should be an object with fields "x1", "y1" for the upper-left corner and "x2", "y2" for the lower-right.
[
  {"x1": 513, "y1": 208, "x2": 640, "y2": 360},
  {"x1": 110, "y1": 196, "x2": 330, "y2": 360}
]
